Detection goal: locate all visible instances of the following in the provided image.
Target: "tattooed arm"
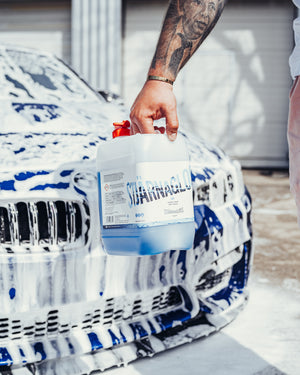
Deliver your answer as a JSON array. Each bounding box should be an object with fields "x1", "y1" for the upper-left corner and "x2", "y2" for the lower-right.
[{"x1": 130, "y1": 0, "x2": 227, "y2": 140}]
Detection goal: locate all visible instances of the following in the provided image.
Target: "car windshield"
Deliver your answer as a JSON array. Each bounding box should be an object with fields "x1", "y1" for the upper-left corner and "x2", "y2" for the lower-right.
[{"x1": 0, "y1": 47, "x2": 101, "y2": 102}]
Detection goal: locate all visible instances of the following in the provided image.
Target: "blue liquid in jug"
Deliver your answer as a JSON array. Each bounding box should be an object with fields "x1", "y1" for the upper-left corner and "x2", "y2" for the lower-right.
[
  {"x1": 96, "y1": 133, "x2": 195, "y2": 256},
  {"x1": 98, "y1": 171, "x2": 195, "y2": 256},
  {"x1": 100, "y1": 221, "x2": 195, "y2": 256}
]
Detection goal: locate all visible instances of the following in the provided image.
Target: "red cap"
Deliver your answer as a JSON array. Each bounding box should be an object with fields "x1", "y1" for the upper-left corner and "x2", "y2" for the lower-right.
[
  {"x1": 112, "y1": 121, "x2": 165, "y2": 138},
  {"x1": 112, "y1": 120, "x2": 130, "y2": 138}
]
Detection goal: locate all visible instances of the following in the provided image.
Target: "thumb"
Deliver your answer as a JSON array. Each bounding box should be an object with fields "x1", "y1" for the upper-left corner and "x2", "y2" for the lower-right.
[{"x1": 165, "y1": 110, "x2": 179, "y2": 141}]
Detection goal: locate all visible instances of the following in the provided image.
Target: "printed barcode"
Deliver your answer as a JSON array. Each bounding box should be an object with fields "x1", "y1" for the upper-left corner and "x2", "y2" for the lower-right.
[{"x1": 106, "y1": 216, "x2": 114, "y2": 223}]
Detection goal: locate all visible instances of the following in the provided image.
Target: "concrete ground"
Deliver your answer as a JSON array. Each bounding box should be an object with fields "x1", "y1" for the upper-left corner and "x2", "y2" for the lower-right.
[
  {"x1": 227, "y1": 169, "x2": 300, "y2": 375},
  {"x1": 105, "y1": 169, "x2": 300, "y2": 375},
  {"x1": 243, "y1": 169, "x2": 300, "y2": 287}
]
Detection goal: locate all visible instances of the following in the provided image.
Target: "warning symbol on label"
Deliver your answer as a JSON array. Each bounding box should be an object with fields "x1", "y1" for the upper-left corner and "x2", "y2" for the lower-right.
[{"x1": 104, "y1": 184, "x2": 110, "y2": 191}]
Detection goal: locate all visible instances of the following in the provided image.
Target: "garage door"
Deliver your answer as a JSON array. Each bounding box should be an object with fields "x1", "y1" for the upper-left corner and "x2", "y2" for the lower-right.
[
  {"x1": 0, "y1": 1, "x2": 71, "y2": 64},
  {"x1": 124, "y1": 0, "x2": 294, "y2": 168}
]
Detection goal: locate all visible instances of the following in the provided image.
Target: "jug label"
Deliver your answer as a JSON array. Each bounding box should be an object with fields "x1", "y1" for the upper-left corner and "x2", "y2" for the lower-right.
[{"x1": 99, "y1": 161, "x2": 194, "y2": 228}]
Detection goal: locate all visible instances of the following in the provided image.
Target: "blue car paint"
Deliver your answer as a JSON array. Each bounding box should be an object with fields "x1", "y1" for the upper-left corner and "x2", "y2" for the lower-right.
[{"x1": 0, "y1": 45, "x2": 252, "y2": 375}]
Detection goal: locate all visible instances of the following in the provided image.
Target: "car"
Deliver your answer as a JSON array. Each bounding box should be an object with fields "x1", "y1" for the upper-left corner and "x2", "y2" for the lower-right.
[{"x1": 0, "y1": 45, "x2": 252, "y2": 375}]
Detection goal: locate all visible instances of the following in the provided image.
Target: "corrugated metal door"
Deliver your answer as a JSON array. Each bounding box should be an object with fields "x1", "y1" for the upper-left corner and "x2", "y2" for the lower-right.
[
  {"x1": 0, "y1": 1, "x2": 71, "y2": 63},
  {"x1": 124, "y1": 0, "x2": 293, "y2": 168},
  {"x1": 71, "y1": 0, "x2": 122, "y2": 94}
]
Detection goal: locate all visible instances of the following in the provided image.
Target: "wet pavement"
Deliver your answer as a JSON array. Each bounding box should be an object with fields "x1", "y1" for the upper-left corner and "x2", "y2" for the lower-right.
[
  {"x1": 224, "y1": 169, "x2": 300, "y2": 375},
  {"x1": 105, "y1": 169, "x2": 300, "y2": 375},
  {"x1": 243, "y1": 169, "x2": 300, "y2": 288}
]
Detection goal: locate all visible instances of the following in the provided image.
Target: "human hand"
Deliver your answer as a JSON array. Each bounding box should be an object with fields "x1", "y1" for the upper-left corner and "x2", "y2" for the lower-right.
[{"x1": 130, "y1": 80, "x2": 179, "y2": 141}]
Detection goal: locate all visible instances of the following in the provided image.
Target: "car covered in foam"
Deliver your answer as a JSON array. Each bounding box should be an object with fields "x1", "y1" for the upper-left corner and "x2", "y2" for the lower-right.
[{"x1": 0, "y1": 45, "x2": 252, "y2": 375}]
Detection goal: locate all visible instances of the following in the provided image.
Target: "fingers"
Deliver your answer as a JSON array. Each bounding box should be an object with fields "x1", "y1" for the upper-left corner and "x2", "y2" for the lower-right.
[
  {"x1": 130, "y1": 111, "x2": 155, "y2": 135},
  {"x1": 130, "y1": 120, "x2": 139, "y2": 135},
  {"x1": 129, "y1": 80, "x2": 179, "y2": 139},
  {"x1": 130, "y1": 84, "x2": 155, "y2": 134},
  {"x1": 165, "y1": 105, "x2": 179, "y2": 142}
]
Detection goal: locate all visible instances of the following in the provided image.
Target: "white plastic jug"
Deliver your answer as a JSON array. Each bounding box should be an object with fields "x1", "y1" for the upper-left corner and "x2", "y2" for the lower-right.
[{"x1": 96, "y1": 132, "x2": 195, "y2": 256}]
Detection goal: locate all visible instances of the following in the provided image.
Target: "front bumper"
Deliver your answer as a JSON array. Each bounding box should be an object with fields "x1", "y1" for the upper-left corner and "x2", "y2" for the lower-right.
[{"x1": 0, "y1": 146, "x2": 252, "y2": 374}]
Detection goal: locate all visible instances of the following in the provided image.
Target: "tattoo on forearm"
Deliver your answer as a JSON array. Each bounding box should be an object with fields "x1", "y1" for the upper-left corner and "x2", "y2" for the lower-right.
[{"x1": 151, "y1": 0, "x2": 227, "y2": 79}]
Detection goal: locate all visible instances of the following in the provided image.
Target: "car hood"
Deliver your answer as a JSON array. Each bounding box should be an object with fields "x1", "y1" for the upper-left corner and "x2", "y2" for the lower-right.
[
  {"x1": 0, "y1": 44, "x2": 126, "y2": 169},
  {"x1": 0, "y1": 44, "x2": 231, "y2": 174}
]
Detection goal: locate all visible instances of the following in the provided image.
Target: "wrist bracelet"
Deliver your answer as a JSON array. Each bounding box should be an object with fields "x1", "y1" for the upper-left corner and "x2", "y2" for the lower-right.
[{"x1": 147, "y1": 75, "x2": 174, "y2": 85}]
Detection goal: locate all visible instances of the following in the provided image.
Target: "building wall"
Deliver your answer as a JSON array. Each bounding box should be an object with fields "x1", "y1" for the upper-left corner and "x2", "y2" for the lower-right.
[
  {"x1": 0, "y1": 0, "x2": 295, "y2": 168},
  {"x1": 71, "y1": 0, "x2": 122, "y2": 94},
  {"x1": 0, "y1": 0, "x2": 71, "y2": 63},
  {"x1": 0, "y1": 0, "x2": 122, "y2": 94},
  {"x1": 123, "y1": 0, "x2": 294, "y2": 168}
]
